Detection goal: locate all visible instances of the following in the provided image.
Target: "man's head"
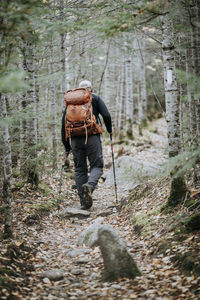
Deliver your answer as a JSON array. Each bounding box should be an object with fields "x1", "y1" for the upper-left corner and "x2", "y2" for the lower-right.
[{"x1": 79, "y1": 80, "x2": 92, "y2": 91}]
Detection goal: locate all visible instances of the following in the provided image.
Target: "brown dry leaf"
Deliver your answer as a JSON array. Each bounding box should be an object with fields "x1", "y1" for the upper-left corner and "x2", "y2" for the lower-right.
[
  {"x1": 129, "y1": 293, "x2": 138, "y2": 299},
  {"x1": 14, "y1": 239, "x2": 24, "y2": 247},
  {"x1": 190, "y1": 188, "x2": 200, "y2": 197}
]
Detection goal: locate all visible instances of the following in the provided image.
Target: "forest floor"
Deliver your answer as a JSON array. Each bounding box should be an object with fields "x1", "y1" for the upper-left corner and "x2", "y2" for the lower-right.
[{"x1": 0, "y1": 118, "x2": 200, "y2": 300}]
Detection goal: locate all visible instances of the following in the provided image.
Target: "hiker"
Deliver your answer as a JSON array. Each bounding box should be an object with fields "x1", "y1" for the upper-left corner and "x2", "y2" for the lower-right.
[{"x1": 61, "y1": 80, "x2": 112, "y2": 210}]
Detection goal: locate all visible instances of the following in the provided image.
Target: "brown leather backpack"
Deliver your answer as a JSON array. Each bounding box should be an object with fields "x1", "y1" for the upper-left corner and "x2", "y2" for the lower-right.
[{"x1": 64, "y1": 88, "x2": 103, "y2": 143}]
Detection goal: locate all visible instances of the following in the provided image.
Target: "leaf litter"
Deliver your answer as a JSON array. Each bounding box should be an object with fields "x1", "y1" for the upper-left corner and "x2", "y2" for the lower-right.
[{"x1": 0, "y1": 118, "x2": 200, "y2": 299}]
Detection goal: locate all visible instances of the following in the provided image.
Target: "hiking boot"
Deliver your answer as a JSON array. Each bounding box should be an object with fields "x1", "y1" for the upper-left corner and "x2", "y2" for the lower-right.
[{"x1": 82, "y1": 183, "x2": 93, "y2": 209}]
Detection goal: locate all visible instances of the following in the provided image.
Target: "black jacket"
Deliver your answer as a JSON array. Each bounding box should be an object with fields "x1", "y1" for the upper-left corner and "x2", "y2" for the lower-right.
[{"x1": 61, "y1": 93, "x2": 112, "y2": 153}]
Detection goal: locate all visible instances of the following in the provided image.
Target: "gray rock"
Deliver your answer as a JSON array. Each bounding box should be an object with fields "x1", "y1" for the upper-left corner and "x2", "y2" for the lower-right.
[
  {"x1": 59, "y1": 208, "x2": 91, "y2": 218},
  {"x1": 78, "y1": 223, "x2": 141, "y2": 281},
  {"x1": 39, "y1": 269, "x2": 64, "y2": 281},
  {"x1": 67, "y1": 248, "x2": 91, "y2": 258},
  {"x1": 75, "y1": 257, "x2": 90, "y2": 264},
  {"x1": 104, "y1": 155, "x2": 161, "y2": 188},
  {"x1": 71, "y1": 268, "x2": 84, "y2": 275}
]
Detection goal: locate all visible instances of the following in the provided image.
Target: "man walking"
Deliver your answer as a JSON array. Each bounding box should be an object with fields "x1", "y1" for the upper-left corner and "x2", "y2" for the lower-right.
[{"x1": 61, "y1": 80, "x2": 112, "y2": 210}]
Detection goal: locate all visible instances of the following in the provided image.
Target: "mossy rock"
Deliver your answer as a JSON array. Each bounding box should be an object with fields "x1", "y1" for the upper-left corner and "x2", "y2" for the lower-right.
[
  {"x1": 128, "y1": 185, "x2": 150, "y2": 203},
  {"x1": 12, "y1": 169, "x2": 20, "y2": 178},
  {"x1": 156, "y1": 238, "x2": 173, "y2": 254},
  {"x1": 171, "y1": 251, "x2": 200, "y2": 277},
  {"x1": 30, "y1": 199, "x2": 57, "y2": 214},
  {"x1": 12, "y1": 181, "x2": 25, "y2": 191},
  {"x1": 160, "y1": 203, "x2": 175, "y2": 214},
  {"x1": 167, "y1": 176, "x2": 187, "y2": 207},
  {"x1": 38, "y1": 183, "x2": 52, "y2": 196},
  {"x1": 184, "y1": 213, "x2": 200, "y2": 232}
]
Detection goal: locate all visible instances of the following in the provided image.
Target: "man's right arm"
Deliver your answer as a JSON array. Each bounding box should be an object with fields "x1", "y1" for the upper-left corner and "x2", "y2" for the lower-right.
[{"x1": 61, "y1": 109, "x2": 71, "y2": 154}]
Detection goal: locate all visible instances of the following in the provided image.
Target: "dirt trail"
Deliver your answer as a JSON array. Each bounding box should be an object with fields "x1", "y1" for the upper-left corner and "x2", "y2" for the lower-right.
[{"x1": 4, "y1": 118, "x2": 200, "y2": 299}]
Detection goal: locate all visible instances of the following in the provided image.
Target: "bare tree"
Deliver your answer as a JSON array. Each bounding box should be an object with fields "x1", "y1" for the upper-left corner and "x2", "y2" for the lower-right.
[
  {"x1": 21, "y1": 40, "x2": 39, "y2": 186},
  {"x1": 0, "y1": 94, "x2": 13, "y2": 238},
  {"x1": 136, "y1": 34, "x2": 147, "y2": 135},
  {"x1": 125, "y1": 34, "x2": 134, "y2": 138},
  {"x1": 50, "y1": 39, "x2": 57, "y2": 170},
  {"x1": 161, "y1": 1, "x2": 187, "y2": 207}
]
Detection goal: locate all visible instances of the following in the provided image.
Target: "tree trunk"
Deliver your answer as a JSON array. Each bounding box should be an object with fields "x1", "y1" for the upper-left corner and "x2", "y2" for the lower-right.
[
  {"x1": 190, "y1": 0, "x2": 200, "y2": 141},
  {"x1": 119, "y1": 64, "x2": 126, "y2": 138},
  {"x1": 125, "y1": 35, "x2": 134, "y2": 139},
  {"x1": 98, "y1": 39, "x2": 111, "y2": 95},
  {"x1": 187, "y1": 0, "x2": 200, "y2": 182},
  {"x1": 60, "y1": 32, "x2": 67, "y2": 107},
  {"x1": 22, "y1": 40, "x2": 39, "y2": 186},
  {"x1": 161, "y1": 4, "x2": 187, "y2": 207},
  {"x1": 0, "y1": 94, "x2": 13, "y2": 238},
  {"x1": 0, "y1": 142, "x2": 3, "y2": 202},
  {"x1": 137, "y1": 35, "x2": 147, "y2": 135},
  {"x1": 50, "y1": 40, "x2": 57, "y2": 170}
]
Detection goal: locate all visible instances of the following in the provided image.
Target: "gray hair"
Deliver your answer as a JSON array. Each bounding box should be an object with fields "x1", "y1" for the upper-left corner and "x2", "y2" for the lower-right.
[{"x1": 79, "y1": 80, "x2": 92, "y2": 89}]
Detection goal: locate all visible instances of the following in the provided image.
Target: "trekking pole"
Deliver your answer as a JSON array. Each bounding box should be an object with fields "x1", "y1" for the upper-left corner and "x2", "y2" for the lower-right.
[
  {"x1": 57, "y1": 163, "x2": 65, "y2": 210},
  {"x1": 110, "y1": 133, "x2": 118, "y2": 203}
]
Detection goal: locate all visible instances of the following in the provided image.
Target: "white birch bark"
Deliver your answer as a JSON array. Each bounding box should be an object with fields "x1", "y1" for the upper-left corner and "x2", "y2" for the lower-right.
[
  {"x1": 135, "y1": 34, "x2": 147, "y2": 135},
  {"x1": 119, "y1": 64, "x2": 126, "y2": 136},
  {"x1": 50, "y1": 40, "x2": 57, "y2": 170},
  {"x1": 103, "y1": 64, "x2": 110, "y2": 106},
  {"x1": 98, "y1": 39, "x2": 111, "y2": 96},
  {"x1": 0, "y1": 94, "x2": 13, "y2": 237},
  {"x1": 161, "y1": 1, "x2": 187, "y2": 206},
  {"x1": 161, "y1": 12, "x2": 180, "y2": 158},
  {"x1": 34, "y1": 73, "x2": 40, "y2": 143},
  {"x1": 22, "y1": 40, "x2": 39, "y2": 185},
  {"x1": 60, "y1": 32, "x2": 67, "y2": 107},
  {"x1": 132, "y1": 37, "x2": 140, "y2": 126},
  {"x1": 65, "y1": 33, "x2": 71, "y2": 91},
  {"x1": 114, "y1": 77, "x2": 121, "y2": 132},
  {"x1": 177, "y1": 37, "x2": 185, "y2": 151},
  {"x1": 125, "y1": 35, "x2": 133, "y2": 138}
]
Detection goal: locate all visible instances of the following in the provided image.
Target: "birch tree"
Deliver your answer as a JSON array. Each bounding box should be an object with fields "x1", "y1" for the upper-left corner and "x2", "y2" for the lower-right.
[
  {"x1": 161, "y1": 1, "x2": 187, "y2": 207},
  {"x1": 0, "y1": 143, "x2": 3, "y2": 202},
  {"x1": 119, "y1": 63, "x2": 126, "y2": 137},
  {"x1": 137, "y1": 35, "x2": 147, "y2": 135},
  {"x1": 21, "y1": 39, "x2": 39, "y2": 186},
  {"x1": 188, "y1": 0, "x2": 200, "y2": 181},
  {"x1": 189, "y1": 0, "x2": 200, "y2": 143},
  {"x1": 125, "y1": 35, "x2": 134, "y2": 138},
  {"x1": 50, "y1": 39, "x2": 57, "y2": 170}
]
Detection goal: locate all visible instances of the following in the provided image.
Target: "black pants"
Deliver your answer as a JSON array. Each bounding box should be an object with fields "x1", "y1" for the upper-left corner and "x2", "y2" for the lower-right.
[{"x1": 71, "y1": 135, "x2": 104, "y2": 204}]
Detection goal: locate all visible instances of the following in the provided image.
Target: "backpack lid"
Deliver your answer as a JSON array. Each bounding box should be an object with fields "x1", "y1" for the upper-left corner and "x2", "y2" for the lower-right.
[{"x1": 64, "y1": 88, "x2": 92, "y2": 106}]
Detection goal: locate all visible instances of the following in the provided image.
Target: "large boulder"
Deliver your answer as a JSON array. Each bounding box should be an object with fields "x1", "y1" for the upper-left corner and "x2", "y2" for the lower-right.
[
  {"x1": 104, "y1": 155, "x2": 160, "y2": 189},
  {"x1": 78, "y1": 221, "x2": 141, "y2": 281}
]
